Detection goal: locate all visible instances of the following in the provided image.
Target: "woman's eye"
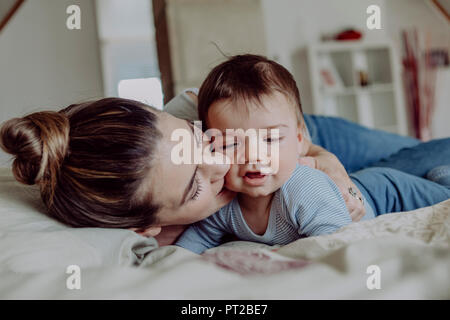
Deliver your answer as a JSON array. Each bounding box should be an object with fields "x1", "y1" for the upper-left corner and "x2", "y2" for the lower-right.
[{"x1": 191, "y1": 176, "x2": 202, "y2": 200}]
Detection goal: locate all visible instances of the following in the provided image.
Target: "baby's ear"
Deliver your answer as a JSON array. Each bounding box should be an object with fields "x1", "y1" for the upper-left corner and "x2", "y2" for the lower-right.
[
  {"x1": 129, "y1": 226, "x2": 162, "y2": 237},
  {"x1": 296, "y1": 128, "x2": 303, "y2": 143},
  {"x1": 296, "y1": 124, "x2": 308, "y2": 157}
]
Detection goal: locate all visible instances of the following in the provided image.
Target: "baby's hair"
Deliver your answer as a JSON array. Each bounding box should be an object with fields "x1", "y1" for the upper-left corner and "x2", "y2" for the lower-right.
[
  {"x1": 209, "y1": 41, "x2": 229, "y2": 59},
  {"x1": 198, "y1": 54, "x2": 304, "y2": 129}
]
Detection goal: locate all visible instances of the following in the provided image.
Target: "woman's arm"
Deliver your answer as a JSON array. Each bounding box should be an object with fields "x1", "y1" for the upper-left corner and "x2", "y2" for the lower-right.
[{"x1": 300, "y1": 138, "x2": 366, "y2": 222}]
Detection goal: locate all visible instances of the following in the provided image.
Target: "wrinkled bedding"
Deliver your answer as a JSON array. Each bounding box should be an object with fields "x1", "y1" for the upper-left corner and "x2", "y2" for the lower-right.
[{"x1": 0, "y1": 168, "x2": 448, "y2": 299}]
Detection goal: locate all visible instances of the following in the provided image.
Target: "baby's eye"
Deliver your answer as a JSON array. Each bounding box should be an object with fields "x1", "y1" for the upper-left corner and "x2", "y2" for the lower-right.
[
  {"x1": 264, "y1": 137, "x2": 282, "y2": 143},
  {"x1": 222, "y1": 142, "x2": 239, "y2": 150}
]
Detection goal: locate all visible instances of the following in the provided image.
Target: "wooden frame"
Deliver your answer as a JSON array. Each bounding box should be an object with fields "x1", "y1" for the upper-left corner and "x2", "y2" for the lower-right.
[
  {"x1": 152, "y1": 0, "x2": 175, "y2": 104},
  {"x1": 430, "y1": 0, "x2": 450, "y2": 22},
  {"x1": 0, "y1": 0, "x2": 25, "y2": 33}
]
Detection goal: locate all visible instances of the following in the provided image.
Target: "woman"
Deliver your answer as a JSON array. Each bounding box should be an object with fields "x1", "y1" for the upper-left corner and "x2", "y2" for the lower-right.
[{"x1": 0, "y1": 97, "x2": 448, "y2": 245}]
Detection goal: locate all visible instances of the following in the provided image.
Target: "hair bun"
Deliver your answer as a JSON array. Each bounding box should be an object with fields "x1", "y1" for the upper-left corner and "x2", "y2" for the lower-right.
[{"x1": 0, "y1": 111, "x2": 69, "y2": 191}]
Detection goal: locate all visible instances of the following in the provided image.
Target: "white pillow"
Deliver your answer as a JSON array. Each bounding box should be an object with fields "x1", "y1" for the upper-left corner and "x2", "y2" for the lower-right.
[{"x1": 0, "y1": 169, "x2": 158, "y2": 273}]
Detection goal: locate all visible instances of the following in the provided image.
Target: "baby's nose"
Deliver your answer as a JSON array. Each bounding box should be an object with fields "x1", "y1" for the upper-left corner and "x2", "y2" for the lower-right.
[{"x1": 245, "y1": 135, "x2": 260, "y2": 164}]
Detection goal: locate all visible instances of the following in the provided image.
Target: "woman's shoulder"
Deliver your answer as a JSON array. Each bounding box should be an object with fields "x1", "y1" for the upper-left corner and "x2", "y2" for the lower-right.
[{"x1": 163, "y1": 88, "x2": 199, "y2": 121}]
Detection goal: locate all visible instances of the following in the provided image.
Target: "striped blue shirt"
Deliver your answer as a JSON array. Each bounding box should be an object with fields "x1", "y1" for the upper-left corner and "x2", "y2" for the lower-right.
[{"x1": 176, "y1": 164, "x2": 355, "y2": 254}]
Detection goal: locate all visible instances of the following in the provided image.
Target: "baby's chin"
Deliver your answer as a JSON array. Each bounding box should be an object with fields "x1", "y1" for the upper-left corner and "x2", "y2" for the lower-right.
[
  {"x1": 241, "y1": 189, "x2": 273, "y2": 198},
  {"x1": 225, "y1": 181, "x2": 277, "y2": 198}
]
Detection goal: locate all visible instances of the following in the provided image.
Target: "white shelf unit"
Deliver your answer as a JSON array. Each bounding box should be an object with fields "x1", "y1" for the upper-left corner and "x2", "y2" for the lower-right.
[{"x1": 307, "y1": 41, "x2": 408, "y2": 135}]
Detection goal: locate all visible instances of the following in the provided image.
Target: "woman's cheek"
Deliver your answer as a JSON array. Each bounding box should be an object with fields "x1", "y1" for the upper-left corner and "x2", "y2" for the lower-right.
[{"x1": 224, "y1": 167, "x2": 240, "y2": 192}]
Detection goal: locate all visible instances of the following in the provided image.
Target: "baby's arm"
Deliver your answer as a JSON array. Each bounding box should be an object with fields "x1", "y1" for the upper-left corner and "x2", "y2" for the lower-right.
[
  {"x1": 300, "y1": 138, "x2": 366, "y2": 222},
  {"x1": 175, "y1": 212, "x2": 230, "y2": 254},
  {"x1": 283, "y1": 165, "x2": 352, "y2": 237}
]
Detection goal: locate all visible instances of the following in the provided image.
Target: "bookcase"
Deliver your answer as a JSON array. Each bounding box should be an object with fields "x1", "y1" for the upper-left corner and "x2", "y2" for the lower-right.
[{"x1": 307, "y1": 41, "x2": 408, "y2": 135}]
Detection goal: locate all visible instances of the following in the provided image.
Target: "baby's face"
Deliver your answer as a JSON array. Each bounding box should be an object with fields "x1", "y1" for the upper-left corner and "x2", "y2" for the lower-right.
[{"x1": 207, "y1": 92, "x2": 306, "y2": 198}]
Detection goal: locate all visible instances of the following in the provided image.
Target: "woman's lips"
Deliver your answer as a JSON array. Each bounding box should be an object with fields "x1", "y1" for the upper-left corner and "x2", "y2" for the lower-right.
[{"x1": 243, "y1": 172, "x2": 268, "y2": 186}]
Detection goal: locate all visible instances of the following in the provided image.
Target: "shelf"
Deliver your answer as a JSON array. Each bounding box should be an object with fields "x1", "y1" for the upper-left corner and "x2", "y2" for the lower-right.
[
  {"x1": 370, "y1": 91, "x2": 397, "y2": 128},
  {"x1": 308, "y1": 41, "x2": 408, "y2": 135},
  {"x1": 321, "y1": 83, "x2": 394, "y2": 96},
  {"x1": 322, "y1": 95, "x2": 359, "y2": 123},
  {"x1": 312, "y1": 40, "x2": 393, "y2": 53},
  {"x1": 365, "y1": 48, "x2": 392, "y2": 84}
]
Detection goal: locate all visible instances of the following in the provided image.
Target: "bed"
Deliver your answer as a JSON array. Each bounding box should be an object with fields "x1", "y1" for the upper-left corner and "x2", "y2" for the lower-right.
[{"x1": 0, "y1": 168, "x2": 448, "y2": 299}]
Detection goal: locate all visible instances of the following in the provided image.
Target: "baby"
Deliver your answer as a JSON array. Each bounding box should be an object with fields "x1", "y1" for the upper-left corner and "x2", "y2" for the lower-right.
[{"x1": 175, "y1": 54, "x2": 374, "y2": 254}]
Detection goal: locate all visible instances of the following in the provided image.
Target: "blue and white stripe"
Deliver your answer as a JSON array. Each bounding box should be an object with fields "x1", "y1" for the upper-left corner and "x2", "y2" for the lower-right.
[{"x1": 176, "y1": 165, "x2": 355, "y2": 254}]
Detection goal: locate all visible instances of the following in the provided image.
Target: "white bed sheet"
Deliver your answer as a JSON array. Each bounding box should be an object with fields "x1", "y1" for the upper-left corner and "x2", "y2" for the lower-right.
[{"x1": 0, "y1": 168, "x2": 448, "y2": 299}]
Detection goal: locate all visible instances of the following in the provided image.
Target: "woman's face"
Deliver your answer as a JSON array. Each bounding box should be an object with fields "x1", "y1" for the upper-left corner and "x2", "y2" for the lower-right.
[{"x1": 142, "y1": 111, "x2": 235, "y2": 227}]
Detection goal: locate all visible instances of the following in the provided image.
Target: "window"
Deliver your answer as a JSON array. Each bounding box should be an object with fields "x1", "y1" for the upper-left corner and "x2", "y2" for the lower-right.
[{"x1": 118, "y1": 77, "x2": 163, "y2": 110}]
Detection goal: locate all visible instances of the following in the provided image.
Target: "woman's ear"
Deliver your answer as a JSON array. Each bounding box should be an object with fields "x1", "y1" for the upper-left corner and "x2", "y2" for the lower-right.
[{"x1": 129, "y1": 226, "x2": 162, "y2": 237}]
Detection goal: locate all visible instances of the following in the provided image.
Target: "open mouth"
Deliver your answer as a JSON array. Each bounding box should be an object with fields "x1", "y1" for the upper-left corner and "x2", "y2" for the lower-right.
[
  {"x1": 245, "y1": 172, "x2": 266, "y2": 179},
  {"x1": 243, "y1": 171, "x2": 268, "y2": 186}
]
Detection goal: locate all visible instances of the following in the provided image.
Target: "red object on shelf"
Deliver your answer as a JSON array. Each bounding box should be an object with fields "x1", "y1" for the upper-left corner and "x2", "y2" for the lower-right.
[{"x1": 335, "y1": 29, "x2": 362, "y2": 41}]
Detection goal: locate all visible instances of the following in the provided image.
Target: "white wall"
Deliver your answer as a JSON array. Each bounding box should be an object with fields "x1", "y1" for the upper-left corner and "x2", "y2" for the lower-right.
[
  {"x1": 261, "y1": 0, "x2": 449, "y2": 138},
  {"x1": 261, "y1": 0, "x2": 387, "y2": 115},
  {"x1": 166, "y1": 0, "x2": 267, "y2": 93},
  {"x1": 0, "y1": 0, "x2": 104, "y2": 166}
]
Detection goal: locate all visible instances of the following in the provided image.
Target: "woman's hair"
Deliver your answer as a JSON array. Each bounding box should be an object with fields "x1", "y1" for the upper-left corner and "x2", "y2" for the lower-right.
[{"x1": 0, "y1": 97, "x2": 162, "y2": 229}]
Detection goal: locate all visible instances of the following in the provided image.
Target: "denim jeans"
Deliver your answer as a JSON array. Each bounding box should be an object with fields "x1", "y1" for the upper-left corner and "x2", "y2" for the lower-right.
[
  {"x1": 351, "y1": 167, "x2": 450, "y2": 217},
  {"x1": 305, "y1": 114, "x2": 450, "y2": 215},
  {"x1": 304, "y1": 115, "x2": 420, "y2": 173}
]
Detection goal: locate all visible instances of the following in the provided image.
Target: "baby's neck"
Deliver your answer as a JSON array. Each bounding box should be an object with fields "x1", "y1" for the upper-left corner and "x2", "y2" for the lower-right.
[{"x1": 237, "y1": 192, "x2": 275, "y2": 235}]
